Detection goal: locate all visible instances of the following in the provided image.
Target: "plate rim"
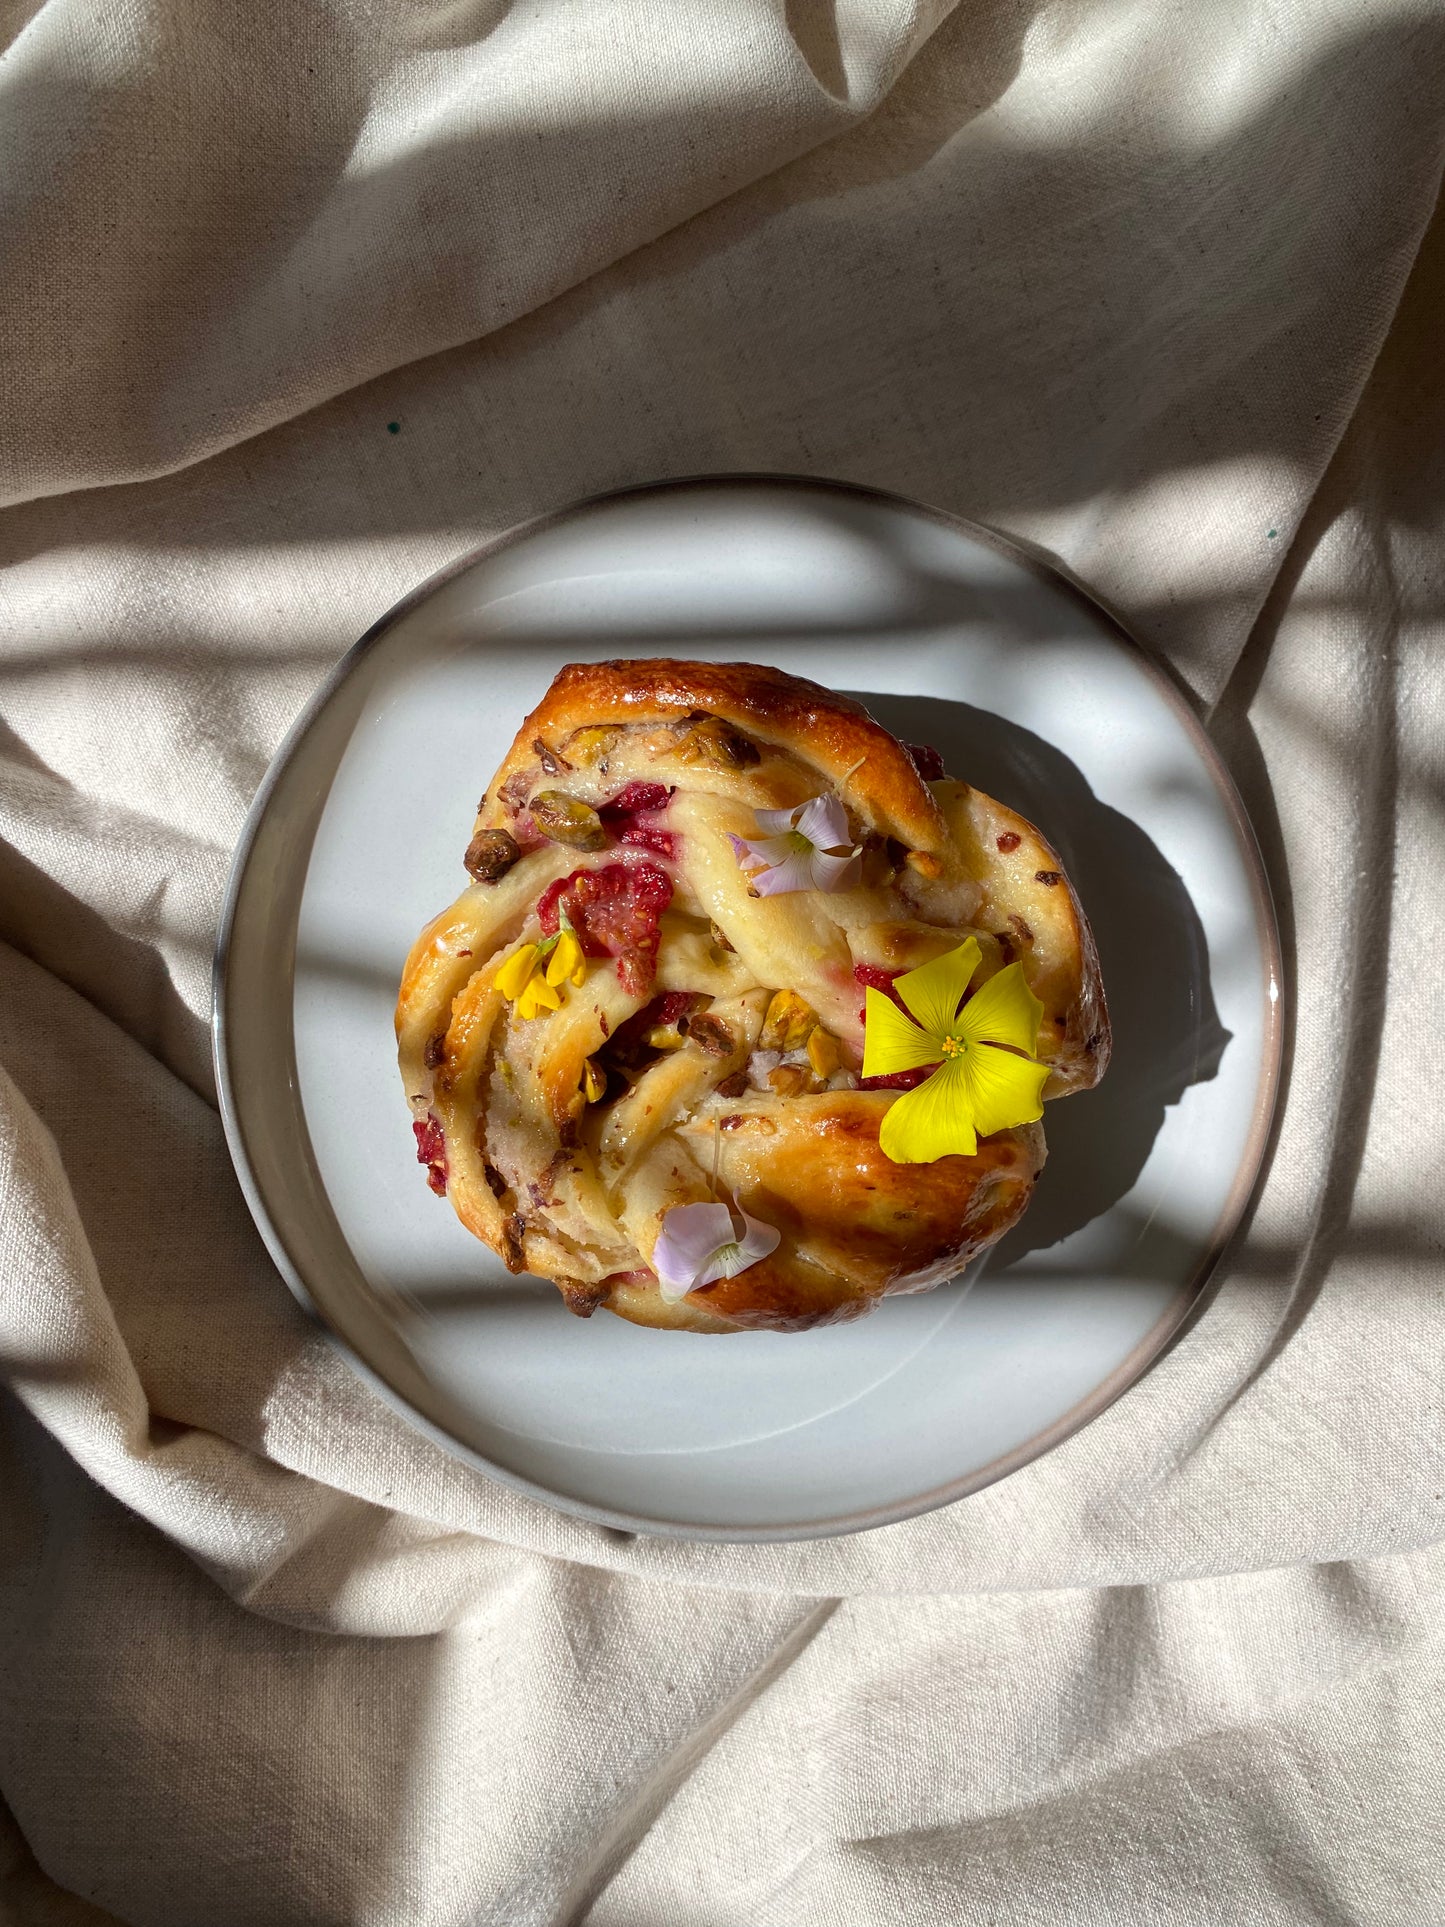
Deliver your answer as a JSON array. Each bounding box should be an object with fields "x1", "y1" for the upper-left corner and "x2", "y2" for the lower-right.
[{"x1": 212, "y1": 472, "x2": 1285, "y2": 1543}]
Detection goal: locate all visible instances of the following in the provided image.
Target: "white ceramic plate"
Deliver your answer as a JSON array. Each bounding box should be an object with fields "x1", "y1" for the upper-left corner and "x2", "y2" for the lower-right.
[{"x1": 215, "y1": 477, "x2": 1281, "y2": 1541}]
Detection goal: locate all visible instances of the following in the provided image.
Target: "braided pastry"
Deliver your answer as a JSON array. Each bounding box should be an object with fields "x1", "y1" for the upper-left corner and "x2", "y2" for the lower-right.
[{"x1": 396, "y1": 660, "x2": 1108, "y2": 1333}]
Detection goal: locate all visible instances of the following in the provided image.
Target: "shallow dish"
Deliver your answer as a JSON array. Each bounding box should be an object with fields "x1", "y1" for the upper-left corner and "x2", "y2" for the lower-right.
[{"x1": 214, "y1": 476, "x2": 1282, "y2": 1541}]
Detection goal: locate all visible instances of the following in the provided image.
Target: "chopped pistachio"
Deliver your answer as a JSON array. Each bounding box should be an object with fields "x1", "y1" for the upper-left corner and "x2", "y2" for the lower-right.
[
  {"x1": 565, "y1": 725, "x2": 622, "y2": 767},
  {"x1": 806, "y1": 1028, "x2": 840, "y2": 1078},
  {"x1": 463, "y1": 827, "x2": 521, "y2": 882},
  {"x1": 532, "y1": 736, "x2": 573, "y2": 776},
  {"x1": 671, "y1": 717, "x2": 761, "y2": 769},
  {"x1": 531, "y1": 791, "x2": 607, "y2": 851},
  {"x1": 767, "y1": 1064, "x2": 811, "y2": 1098},
  {"x1": 644, "y1": 1023, "x2": 689, "y2": 1051},
  {"x1": 759, "y1": 988, "x2": 818, "y2": 1053},
  {"x1": 686, "y1": 1013, "x2": 735, "y2": 1058}
]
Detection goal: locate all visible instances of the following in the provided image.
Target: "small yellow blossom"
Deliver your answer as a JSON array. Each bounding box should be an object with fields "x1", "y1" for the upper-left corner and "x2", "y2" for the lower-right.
[
  {"x1": 515, "y1": 974, "x2": 562, "y2": 1020},
  {"x1": 496, "y1": 943, "x2": 540, "y2": 1002},
  {"x1": 862, "y1": 939, "x2": 1049, "y2": 1162},
  {"x1": 496, "y1": 923, "x2": 588, "y2": 1021},
  {"x1": 545, "y1": 929, "x2": 587, "y2": 989}
]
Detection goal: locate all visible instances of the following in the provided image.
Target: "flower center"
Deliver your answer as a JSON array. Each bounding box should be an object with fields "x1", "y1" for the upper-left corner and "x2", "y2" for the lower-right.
[{"x1": 939, "y1": 1034, "x2": 967, "y2": 1059}]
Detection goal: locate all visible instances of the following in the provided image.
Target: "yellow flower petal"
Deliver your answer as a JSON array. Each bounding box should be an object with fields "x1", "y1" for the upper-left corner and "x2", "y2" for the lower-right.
[
  {"x1": 877, "y1": 1055, "x2": 977, "y2": 1163},
  {"x1": 516, "y1": 976, "x2": 562, "y2": 1019},
  {"x1": 861, "y1": 987, "x2": 943, "y2": 1079},
  {"x1": 954, "y1": 960, "x2": 1044, "y2": 1056},
  {"x1": 496, "y1": 943, "x2": 539, "y2": 1002},
  {"x1": 545, "y1": 930, "x2": 586, "y2": 988},
  {"x1": 892, "y1": 940, "x2": 981, "y2": 1041},
  {"x1": 959, "y1": 1039, "x2": 1048, "y2": 1139}
]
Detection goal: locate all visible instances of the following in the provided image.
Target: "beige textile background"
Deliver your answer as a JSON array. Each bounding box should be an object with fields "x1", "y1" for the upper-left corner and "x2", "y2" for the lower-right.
[{"x1": 2, "y1": 0, "x2": 1444, "y2": 1920}]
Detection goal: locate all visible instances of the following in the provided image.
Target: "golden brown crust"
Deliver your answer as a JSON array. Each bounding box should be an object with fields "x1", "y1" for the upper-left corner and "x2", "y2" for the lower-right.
[
  {"x1": 397, "y1": 658, "x2": 1108, "y2": 1332},
  {"x1": 937, "y1": 782, "x2": 1111, "y2": 1096},
  {"x1": 478, "y1": 658, "x2": 955, "y2": 864},
  {"x1": 678, "y1": 1100, "x2": 1044, "y2": 1327}
]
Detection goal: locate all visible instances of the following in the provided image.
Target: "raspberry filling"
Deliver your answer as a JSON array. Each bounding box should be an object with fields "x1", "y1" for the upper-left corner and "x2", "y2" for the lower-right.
[
  {"x1": 902, "y1": 741, "x2": 947, "y2": 782},
  {"x1": 599, "y1": 782, "x2": 676, "y2": 859},
  {"x1": 614, "y1": 824, "x2": 675, "y2": 857},
  {"x1": 854, "y1": 962, "x2": 932, "y2": 1091},
  {"x1": 539, "y1": 861, "x2": 673, "y2": 996},
  {"x1": 599, "y1": 782, "x2": 672, "y2": 817},
  {"x1": 605, "y1": 990, "x2": 706, "y2": 1066},
  {"x1": 638, "y1": 989, "x2": 704, "y2": 1028},
  {"x1": 413, "y1": 1114, "x2": 448, "y2": 1194},
  {"x1": 854, "y1": 961, "x2": 907, "y2": 1015}
]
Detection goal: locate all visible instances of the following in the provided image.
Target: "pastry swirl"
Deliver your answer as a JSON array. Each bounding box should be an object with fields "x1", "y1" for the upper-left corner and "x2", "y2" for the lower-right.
[{"x1": 396, "y1": 659, "x2": 1108, "y2": 1332}]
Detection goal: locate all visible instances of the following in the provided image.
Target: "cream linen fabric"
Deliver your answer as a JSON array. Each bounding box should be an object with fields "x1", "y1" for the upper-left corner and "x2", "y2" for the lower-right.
[{"x1": 2, "y1": 0, "x2": 1445, "y2": 1920}]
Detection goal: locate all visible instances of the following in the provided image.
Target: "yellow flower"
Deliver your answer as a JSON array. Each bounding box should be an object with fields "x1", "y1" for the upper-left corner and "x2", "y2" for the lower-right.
[
  {"x1": 861, "y1": 939, "x2": 1049, "y2": 1163},
  {"x1": 545, "y1": 929, "x2": 587, "y2": 989},
  {"x1": 496, "y1": 943, "x2": 540, "y2": 1002},
  {"x1": 515, "y1": 974, "x2": 562, "y2": 1020},
  {"x1": 496, "y1": 924, "x2": 588, "y2": 1020}
]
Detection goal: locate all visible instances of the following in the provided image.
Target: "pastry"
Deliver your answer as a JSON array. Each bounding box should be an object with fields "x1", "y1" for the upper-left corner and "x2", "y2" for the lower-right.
[{"x1": 396, "y1": 659, "x2": 1109, "y2": 1332}]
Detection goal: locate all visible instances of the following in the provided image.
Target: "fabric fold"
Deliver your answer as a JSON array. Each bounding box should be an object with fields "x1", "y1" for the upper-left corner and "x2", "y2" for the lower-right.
[{"x1": 2, "y1": 0, "x2": 1445, "y2": 1916}]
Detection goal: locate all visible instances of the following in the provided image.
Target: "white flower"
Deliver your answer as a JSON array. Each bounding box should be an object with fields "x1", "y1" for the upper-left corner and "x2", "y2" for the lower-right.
[
  {"x1": 651, "y1": 1200, "x2": 781, "y2": 1303},
  {"x1": 728, "y1": 794, "x2": 862, "y2": 896}
]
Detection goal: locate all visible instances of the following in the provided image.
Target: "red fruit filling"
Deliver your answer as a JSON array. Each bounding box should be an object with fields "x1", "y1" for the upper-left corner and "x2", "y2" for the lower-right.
[
  {"x1": 902, "y1": 741, "x2": 947, "y2": 782},
  {"x1": 643, "y1": 990, "x2": 702, "y2": 1027},
  {"x1": 599, "y1": 782, "x2": 672, "y2": 817},
  {"x1": 538, "y1": 862, "x2": 673, "y2": 995},
  {"x1": 413, "y1": 1115, "x2": 448, "y2": 1195},
  {"x1": 605, "y1": 990, "x2": 706, "y2": 1066},
  {"x1": 615, "y1": 824, "x2": 675, "y2": 857},
  {"x1": 854, "y1": 962, "x2": 933, "y2": 1091},
  {"x1": 854, "y1": 961, "x2": 907, "y2": 1014},
  {"x1": 600, "y1": 782, "x2": 676, "y2": 859},
  {"x1": 860, "y1": 1066, "x2": 932, "y2": 1091}
]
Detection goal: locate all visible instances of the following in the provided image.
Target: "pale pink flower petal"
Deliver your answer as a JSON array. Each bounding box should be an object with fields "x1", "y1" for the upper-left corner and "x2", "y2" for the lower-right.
[
  {"x1": 739, "y1": 834, "x2": 801, "y2": 867},
  {"x1": 730, "y1": 795, "x2": 862, "y2": 896},
  {"x1": 652, "y1": 1200, "x2": 781, "y2": 1302},
  {"x1": 653, "y1": 1201, "x2": 735, "y2": 1298},
  {"x1": 749, "y1": 849, "x2": 821, "y2": 895},
  {"x1": 809, "y1": 847, "x2": 862, "y2": 890},
  {"x1": 752, "y1": 803, "x2": 804, "y2": 836},
  {"x1": 716, "y1": 1211, "x2": 781, "y2": 1280},
  {"x1": 794, "y1": 792, "x2": 851, "y2": 853}
]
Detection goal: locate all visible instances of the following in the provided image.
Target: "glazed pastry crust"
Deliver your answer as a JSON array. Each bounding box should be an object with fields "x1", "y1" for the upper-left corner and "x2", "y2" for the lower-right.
[
  {"x1": 397, "y1": 659, "x2": 1108, "y2": 1332},
  {"x1": 478, "y1": 658, "x2": 955, "y2": 867}
]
